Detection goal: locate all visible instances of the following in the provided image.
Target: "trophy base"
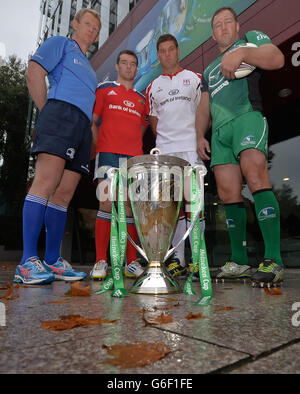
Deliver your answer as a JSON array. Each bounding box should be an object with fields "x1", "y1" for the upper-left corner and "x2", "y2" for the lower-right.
[{"x1": 129, "y1": 261, "x2": 182, "y2": 294}]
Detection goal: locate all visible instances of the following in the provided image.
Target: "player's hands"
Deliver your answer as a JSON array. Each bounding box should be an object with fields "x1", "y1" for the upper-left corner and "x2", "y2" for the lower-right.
[
  {"x1": 197, "y1": 137, "x2": 211, "y2": 161},
  {"x1": 221, "y1": 48, "x2": 244, "y2": 80}
]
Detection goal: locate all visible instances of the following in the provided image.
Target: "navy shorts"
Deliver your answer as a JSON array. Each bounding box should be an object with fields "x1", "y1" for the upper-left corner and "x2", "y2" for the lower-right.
[
  {"x1": 94, "y1": 152, "x2": 133, "y2": 180},
  {"x1": 31, "y1": 99, "x2": 92, "y2": 175}
]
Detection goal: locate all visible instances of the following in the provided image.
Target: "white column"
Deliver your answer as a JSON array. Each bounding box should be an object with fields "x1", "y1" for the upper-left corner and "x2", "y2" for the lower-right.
[
  {"x1": 49, "y1": 0, "x2": 58, "y2": 36},
  {"x1": 53, "y1": 6, "x2": 60, "y2": 36},
  {"x1": 98, "y1": 0, "x2": 110, "y2": 48},
  {"x1": 76, "y1": 0, "x2": 83, "y2": 13},
  {"x1": 60, "y1": 0, "x2": 72, "y2": 37},
  {"x1": 37, "y1": 0, "x2": 44, "y2": 44},
  {"x1": 117, "y1": 0, "x2": 129, "y2": 26}
]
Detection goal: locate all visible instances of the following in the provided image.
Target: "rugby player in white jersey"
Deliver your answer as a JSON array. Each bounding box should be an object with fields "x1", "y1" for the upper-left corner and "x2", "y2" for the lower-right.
[{"x1": 146, "y1": 34, "x2": 204, "y2": 280}]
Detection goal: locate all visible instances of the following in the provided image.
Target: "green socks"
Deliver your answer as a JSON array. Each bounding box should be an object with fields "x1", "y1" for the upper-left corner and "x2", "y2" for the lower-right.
[
  {"x1": 253, "y1": 189, "x2": 283, "y2": 267},
  {"x1": 224, "y1": 203, "x2": 248, "y2": 265},
  {"x1": 223, "y1": 190, "x2": 282, "y2": 267}
]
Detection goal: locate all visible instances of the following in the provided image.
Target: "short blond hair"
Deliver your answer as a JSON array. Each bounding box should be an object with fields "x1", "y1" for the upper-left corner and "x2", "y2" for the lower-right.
[{"x1": 74, "y1": 8, "x2": 101, "y2": 27}]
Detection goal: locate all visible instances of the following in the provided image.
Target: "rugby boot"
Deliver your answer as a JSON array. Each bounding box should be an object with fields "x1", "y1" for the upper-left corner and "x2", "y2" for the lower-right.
[
  {"x1": 166, "y1": 258, "x2": 187, "y2": 278},
  {"x1": 251, "y1": 258, "x2": 284, "y2": 288},
  {"x1": 210, "y1": 261, "x2": 253, "y2": 282}
]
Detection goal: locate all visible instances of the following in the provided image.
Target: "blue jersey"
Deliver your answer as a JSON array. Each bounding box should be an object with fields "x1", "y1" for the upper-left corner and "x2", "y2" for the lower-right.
[{"x1": 31, "y1": 36, "x2": 98, "y2": 122}]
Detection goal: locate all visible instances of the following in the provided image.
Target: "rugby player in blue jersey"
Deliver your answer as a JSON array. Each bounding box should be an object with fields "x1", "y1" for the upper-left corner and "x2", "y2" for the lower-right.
[{"x1": 14, "y1": 9, "x2": 101, "y2": 285}]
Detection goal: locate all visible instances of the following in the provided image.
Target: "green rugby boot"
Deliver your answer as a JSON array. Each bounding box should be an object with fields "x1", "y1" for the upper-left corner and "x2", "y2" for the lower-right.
[
  {"x1": 251, "y1": 259, "x2": 283, "y2": 288},
  {"x1": 210, "y1": 261, "x2": 253, "y2": 282}
]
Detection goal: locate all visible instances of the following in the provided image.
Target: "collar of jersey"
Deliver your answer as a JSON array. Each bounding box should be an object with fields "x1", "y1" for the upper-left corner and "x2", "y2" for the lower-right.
[
  {"x1": 161, "y1": 68, "x2": 184, "y2": 79},
  {"x1": 113, "y1": 81, "x2": 136, "y2": 92},
  {"x1": 71, "y1": 39, "x2": 87, "y2": 58}
]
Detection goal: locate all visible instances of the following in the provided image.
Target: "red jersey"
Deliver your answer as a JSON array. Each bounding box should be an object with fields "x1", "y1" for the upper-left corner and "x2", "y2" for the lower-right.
[{"x1": 94, "y1": 81, "x2": 147, "y2": 156}]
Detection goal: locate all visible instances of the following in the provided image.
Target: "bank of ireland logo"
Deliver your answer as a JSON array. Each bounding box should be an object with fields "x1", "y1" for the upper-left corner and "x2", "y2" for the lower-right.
[
  {"x1": 226, "y1": 218, "x2": 235, "y2": 228},
  {"x1": 124, "y1": 100, "x2": 135, "y2": 108},
  {"x1": 258, "y1": 207, "x2": 276, "y2": 221},
  {"x1": 241, "y1": 135, "x2": 256, "y2": 146},
  {"x1": 169, "y1": 89, "x2": 179, "y2": 96}
]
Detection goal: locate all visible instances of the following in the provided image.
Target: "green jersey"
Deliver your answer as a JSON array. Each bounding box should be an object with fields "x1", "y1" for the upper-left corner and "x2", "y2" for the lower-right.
[{"x1": 202, "y1": 30, "x2": 272, "y2": 131}]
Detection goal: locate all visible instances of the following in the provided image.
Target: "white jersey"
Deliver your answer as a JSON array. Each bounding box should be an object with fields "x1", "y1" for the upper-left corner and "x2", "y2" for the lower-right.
[{"x1": 146, "y1": 68, "x2": 202, "y2": 154}]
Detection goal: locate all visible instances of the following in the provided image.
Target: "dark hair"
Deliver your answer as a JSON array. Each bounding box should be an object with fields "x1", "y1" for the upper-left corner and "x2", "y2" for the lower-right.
[
  {"x1": 117, "y1": 50, "x2": 138, "y2": 66},
  {"x1": 211, "y1": 7, "x2": 238, "y2": 28},
  {"x1": 156, "y1": 34, "x2": 178, "y2": 51}
]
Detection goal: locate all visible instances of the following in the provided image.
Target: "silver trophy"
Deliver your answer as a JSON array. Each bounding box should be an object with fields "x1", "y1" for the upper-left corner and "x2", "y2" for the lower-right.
[{"x1": 122, "y1": 149, "x2": 206, "y2": 294}]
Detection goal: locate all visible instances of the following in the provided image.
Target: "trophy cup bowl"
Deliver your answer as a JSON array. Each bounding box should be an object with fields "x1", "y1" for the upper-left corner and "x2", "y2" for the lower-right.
[{"x1": 124, "y1": 151, "x2": 191, "y2": 294}]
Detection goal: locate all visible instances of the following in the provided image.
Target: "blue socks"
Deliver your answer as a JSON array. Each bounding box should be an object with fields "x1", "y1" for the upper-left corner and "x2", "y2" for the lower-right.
[
  {"x1": 21, "y1": 194, "x2": 67, "y2": 266},
  {"x1": 21, "y1": 194, "x2": 47, "y2": 265},
  {"x1": 44, "y1": 202, "x2": 67, "y2": 265}
]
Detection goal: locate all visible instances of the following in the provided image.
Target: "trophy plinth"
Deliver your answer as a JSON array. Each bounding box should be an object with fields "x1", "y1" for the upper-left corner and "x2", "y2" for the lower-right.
[{"x1": 130, "y1": 261, "x2": 181, "y2": 294}]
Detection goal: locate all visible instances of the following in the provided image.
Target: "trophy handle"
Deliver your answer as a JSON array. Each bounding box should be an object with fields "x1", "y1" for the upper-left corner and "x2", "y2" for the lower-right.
[
  {"x1": 126, "y1": 232, "x2": 149, "y2": 261},
  {"x1": 163, "y1": 164, "x2": 207, "y2": 263}
]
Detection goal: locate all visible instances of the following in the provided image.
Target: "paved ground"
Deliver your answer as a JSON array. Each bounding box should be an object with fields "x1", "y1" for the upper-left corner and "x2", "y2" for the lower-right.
[{"x1": 0, "y1": 262, "x2": 299, "y2": 378}]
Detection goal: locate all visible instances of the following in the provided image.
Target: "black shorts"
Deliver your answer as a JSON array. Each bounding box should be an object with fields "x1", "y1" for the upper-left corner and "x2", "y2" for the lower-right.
[
  {"x1": 31, "y1": 99, "x2": 92, "y2": 175},
  {"x1": 94, "y1": 152, "x2": 133, "y2": 180}
]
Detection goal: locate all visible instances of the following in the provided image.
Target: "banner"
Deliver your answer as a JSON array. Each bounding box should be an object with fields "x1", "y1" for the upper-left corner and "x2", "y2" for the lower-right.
[{"x1": 95, "y1": 0, "x2": 256, "y2": 91}]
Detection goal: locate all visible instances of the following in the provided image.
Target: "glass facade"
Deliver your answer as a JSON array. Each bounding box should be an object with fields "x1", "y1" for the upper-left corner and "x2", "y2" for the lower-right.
[
  {"x1": 1, "y1": 0, "x2": 299, "y2": 269},
  {"x1": 202, "y1": 96, "x2": 300, "y2": 268}
]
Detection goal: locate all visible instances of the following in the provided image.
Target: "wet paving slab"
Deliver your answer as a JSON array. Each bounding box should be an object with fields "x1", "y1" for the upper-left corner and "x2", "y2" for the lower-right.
[{"x1": 0, "y1": 264, "x2": 299, "y2": 375}]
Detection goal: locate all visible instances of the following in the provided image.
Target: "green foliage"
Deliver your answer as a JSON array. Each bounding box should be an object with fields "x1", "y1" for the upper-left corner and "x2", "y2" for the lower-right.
[{"x1": 0, "y1": 55, "x2": 30, "y2": 216}]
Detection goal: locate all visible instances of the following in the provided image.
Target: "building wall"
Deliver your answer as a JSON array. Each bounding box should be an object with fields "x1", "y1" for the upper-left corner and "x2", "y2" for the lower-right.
[
  {"x1": 36, "y1": 0, "x2": 137, "y2": 54},
  {"x1": 91, "y1": 0, "x2": 300, "y2": 75},
  {"x1": 89, "y1": 0, "x2": 300, "y2": 268}
]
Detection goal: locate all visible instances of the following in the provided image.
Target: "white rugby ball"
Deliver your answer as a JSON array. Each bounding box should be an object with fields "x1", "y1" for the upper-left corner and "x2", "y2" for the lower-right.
[{"x1": 233, "y1": 42, "x2": 257, "y2": 79}]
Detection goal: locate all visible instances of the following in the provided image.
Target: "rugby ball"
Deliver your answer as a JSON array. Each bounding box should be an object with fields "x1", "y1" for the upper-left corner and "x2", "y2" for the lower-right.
[{"x1": 233, "y1": 42, "x2": 257, "y2": 79}]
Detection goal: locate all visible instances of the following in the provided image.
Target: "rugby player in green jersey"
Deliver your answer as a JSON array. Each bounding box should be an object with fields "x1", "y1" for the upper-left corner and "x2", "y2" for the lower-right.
[{"x1": 196, "y1": 7, "x2": 285, "y2": 287}]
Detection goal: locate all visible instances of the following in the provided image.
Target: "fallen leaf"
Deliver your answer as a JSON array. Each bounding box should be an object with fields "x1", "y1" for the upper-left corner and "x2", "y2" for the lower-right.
[
  {"x1": 215, "y1": 307, "x2": 234, "y2": 311},
  {"x1": 264, "y1": 287, "x2": 283, "y2": 296},
  {"x1": 185, "y1": 312, "x2": 204, "y2": 320},
  {"x1": 41, "y1": 319, "x2": 78, "y2": 331},
  {"x1": 102, "y1": 342, "x2": 171, "y2": 368},
  {"x1": 19, "y1": 284, "x2": 42, "y2": 288},
  {"x1": 64, "y1": 281, "x2": 91, "y2": 297},
  {"x1": 154, "y1": 302, "x2": 179, "y2": 311},
  {"x1": 0, "y1": 287, "x2": 20, "y2": 301},
  {"x1": 142, "y1": 312, "x2": 173, "y2": 326},
  {"x1": 0, "y1": 283, "x2": 11, "y2": 290},
  {"x1": 42, "y1": 300, "x2": 70, "y2": 305},
  {"x1": 41, "y1": 314, "x2": 117, "y2": 331}
]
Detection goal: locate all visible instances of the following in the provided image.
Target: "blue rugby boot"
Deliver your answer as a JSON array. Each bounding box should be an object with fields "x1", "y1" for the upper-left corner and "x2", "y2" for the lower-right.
[
  {"x1": 14, "y1": 257, "x2": 55, "y2": 285},
  {"x1": 42, "y1": 257, "x2": 87, "y2": 281}
]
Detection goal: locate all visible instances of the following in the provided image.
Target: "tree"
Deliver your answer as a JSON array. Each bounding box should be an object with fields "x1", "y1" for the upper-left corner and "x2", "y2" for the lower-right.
[{"x1": 0, "y1": 55, "x2": 30, "y2": 217}]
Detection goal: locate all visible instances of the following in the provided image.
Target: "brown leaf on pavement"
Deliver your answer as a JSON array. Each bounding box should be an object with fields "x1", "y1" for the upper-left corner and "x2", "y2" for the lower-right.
[
  {"x1": 154, "y1": 302, "x2": 179, "y2": 311},
  {"x1": 41, "y1": 319, "x2": 78, "y2": 331},
  {"x1": 185, "y1": 312, "x2": 204, "y2": 320},
  {"x1": 102, "y1": 341, "x2": 171, "y2": 368},
  {"x1": 0, "y1": 285, "x2": 19, "y2": 300},
  {"x1": 64, "y1": 281, "x2": 91, "y2": 297},
  {"x1": 42, "y1": 300, "x2": 70, "y2": 305},
  {"x1": 0, "y1": 283, "x2": 11, "y2": 290},
  {"x1": 264, "y1": 287, "x2": 283, "y2": 296},
  {"x1": 215, "y1": 307, "x2": 234, "y2": 311},
  {"x1": 41, "y1": 314, "x2": 117, "y2": 331}
]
